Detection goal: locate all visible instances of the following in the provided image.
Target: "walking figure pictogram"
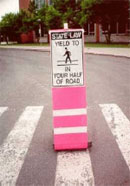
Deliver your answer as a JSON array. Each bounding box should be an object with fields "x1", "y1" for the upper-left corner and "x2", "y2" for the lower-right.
[{"x1": 63, "y1": 47, "x2": 71, "y2": 63}]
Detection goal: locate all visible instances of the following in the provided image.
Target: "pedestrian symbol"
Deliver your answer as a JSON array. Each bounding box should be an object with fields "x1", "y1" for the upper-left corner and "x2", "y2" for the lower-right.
[{"x1": 63, "y1": 47, "x2": 71, "y2": 63}]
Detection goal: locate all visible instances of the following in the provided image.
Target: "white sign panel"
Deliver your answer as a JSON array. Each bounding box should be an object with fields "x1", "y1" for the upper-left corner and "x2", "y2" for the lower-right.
[{"x1": 50, "y1": 29, "x2": 84, "y2": 87}]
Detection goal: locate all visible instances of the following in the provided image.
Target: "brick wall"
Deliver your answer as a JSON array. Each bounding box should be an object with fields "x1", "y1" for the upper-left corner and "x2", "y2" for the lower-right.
[{"x1": 19, "y1": 0, "x2": 30, "y2": 10}]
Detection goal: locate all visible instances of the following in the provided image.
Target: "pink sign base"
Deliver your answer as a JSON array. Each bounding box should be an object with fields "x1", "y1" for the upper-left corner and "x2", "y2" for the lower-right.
[
  {"x1": 54, "y1": 133, "x2": 88, "y2": 150},
  {"x1": 52, "y1": 86, "x2": 87, "y2": 110},
  {"x1": 52, "y1": 86, "x2": 88, "y2": 150}
]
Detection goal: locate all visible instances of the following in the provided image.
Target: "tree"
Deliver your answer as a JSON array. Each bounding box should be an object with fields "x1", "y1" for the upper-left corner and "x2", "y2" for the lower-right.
[
  {"x1": 37, "y1": 4, "x2": 48, "y2": 36},
  {"x1": 78, "y1": 0, "x2": 102, "y2": 28},
  {"x1": 0, "y1": 13, "x2": 19, "y2": 43},
  {"x1": 52, "y1": 0, "x2": 80, "y2": 28},
  {"x1": 0, "y1": 6, "x2": 39, "y2": 43},
  {"x1": 28, "y1": 0, "x2": 37, "y2": 15},
  {"x1": 0, "y1": 0, "x2": 40, "y2": 43},
  {"x1": 91, "y1": 0, "x2": 129, "y2": 43},
  {"x1": 78, "y1": 0, "x2": 128, "y2": 43},
  {"x1": 45, "y1": 5, "x2": 62, "y2": 29},
  {"x1": 37, "y1": 4, "x2": 62, "y2": 42}
]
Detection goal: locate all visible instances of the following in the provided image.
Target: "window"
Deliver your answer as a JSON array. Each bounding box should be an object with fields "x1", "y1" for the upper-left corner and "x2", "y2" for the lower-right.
[
  {"x1": 48, "y1": 0, "x2": 52, "y2": 5},
  {"x1": 35, "y1": 0, "x2": 45, "y2": 9}
]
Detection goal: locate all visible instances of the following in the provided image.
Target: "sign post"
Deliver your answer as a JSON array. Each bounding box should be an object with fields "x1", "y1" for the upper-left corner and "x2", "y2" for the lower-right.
[{"x1": 49, "y1": 29, "x2": 88, "y2": 150}]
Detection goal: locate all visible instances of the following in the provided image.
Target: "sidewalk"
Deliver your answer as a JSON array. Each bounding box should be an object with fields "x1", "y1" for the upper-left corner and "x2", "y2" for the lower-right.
[
  {"x1": 85, "y1": 47, "x2": 130, "y2": 58},
  {"x1": 0, "y1": 45, "x2": 130, "y2": 58}
]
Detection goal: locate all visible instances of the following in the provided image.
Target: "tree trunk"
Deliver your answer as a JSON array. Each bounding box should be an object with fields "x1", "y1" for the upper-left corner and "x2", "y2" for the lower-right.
[
  {"x1": 6, "y1": 36, "x2": 8, "y2": 45},
  {"x1": 105, "y1": 25, "x2": 111, "y2": 44},
  {"x1": 47, "y1": 33, "x2": 50, "y2": 44},
  {"x1": 105, "y1": 32, "x2": 111, "y2": 44}
]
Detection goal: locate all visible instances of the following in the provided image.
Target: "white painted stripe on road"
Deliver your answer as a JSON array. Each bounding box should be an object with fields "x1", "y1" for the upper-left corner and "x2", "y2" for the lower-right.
[
  {"x1": 100, "y1": 104, "x2": 130, "y2": 170},
  {"x1": 54, "y1": 126, "x2": 87, "y2": 134},
  {"x1": 0, "y1": 106, "x2": 44, "y2": 186},
  {"x1": 0, "y1": 107, "x2": 8, "y2": 117},
  {"x1": 55, "y1": 151, "x2": 95, "y2": 186},
  {"x1": 53, "y1": 108, "x2": 87, "y2": 116}
]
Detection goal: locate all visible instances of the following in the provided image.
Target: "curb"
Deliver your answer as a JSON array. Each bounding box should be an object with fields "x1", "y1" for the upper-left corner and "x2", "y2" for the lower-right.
[
  {"x1": 0, "y1": 46, "x2": 50, "y2": 52},
  {"x1": 84, "y1": 52, "x2": 130, "y2": 59}
]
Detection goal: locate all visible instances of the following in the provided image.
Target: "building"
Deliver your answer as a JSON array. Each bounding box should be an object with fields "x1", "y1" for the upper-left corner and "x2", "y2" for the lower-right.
[
  {"x1": 19, "y1": 0, "x2": 30, "y2": 10},
  {"x1": 19, "y1": 0, "x2": 51, "y2": 10},
  {"x1": 34, "y1": 0, "x2": 52, "y2": 9},
  {"x1": 34, "y1": 0, "x2": 45, "y2": 9}
]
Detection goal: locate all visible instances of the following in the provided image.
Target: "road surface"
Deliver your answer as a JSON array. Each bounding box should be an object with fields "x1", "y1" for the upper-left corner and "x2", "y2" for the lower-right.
[{"x1": 0, "y1": 48, "x2": 130, "y2": 186}]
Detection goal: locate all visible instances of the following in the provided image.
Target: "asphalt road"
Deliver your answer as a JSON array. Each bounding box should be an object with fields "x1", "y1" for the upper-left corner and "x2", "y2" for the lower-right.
[{"x1": 0, "y1": 49, "x2": 130, "y2": 186}]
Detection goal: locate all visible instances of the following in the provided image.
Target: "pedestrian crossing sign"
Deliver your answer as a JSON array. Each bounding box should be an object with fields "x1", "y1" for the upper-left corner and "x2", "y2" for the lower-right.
[{"x1": 49, "y1": 29, "x2": 84, "y2": 87}]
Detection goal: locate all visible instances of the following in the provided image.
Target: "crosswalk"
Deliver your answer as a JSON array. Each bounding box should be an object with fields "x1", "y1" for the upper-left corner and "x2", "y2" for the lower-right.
[
  {"x1": 0, "y1": 104, "x2": 130, "y2": 186},
  {"x1": 0, "y1": 107, "x2": 8, "y2": 117},
  {"x1": 100, "y1": 104, "x2": 130, "y2": 171},
  {"x1": 0, "y1": 106, "x2": 44, "y2": 186}
]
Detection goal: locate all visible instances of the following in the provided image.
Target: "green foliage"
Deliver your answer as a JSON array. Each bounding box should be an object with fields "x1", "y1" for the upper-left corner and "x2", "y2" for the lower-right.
[
  {"x1": 0, "y1": 8, "x2": 39, "y2": 43},
  {"x1": 52, "y1": 0, "x2": 76, "y2": 13},
  {"x1": 38, "y1": 4, "x2": 48, "y2": 21},
  {"x1": 0, "y1": 13, "x2": 19, "y2": 42},
  {"x1": 78, "y1": 0, "x2": 102, "y2": 27},
  {"x1": 37, "y1": 4, "x2": 62, "y2": 36},
  {"x1": 28, "y1": 0, "x2": 37, "y2": 15},
  {"x1": 52, "y1": 0, "x2": 80, "y2": 27},
  {"x1": 45, "y1": 5, "x2": 62, "y2": 29}
]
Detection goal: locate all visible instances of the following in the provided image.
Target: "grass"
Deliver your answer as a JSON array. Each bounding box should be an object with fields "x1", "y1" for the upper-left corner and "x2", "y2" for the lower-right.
[
  {"x1": 85, "y1": 43, "x2": 130, "y2": 48},
  {"x1": 0, "y1": 42, "x2": 130, "y2": 48}
]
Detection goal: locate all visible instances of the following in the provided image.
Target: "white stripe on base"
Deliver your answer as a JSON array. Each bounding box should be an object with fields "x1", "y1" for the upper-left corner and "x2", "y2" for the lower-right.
[
  {"x1": 55, "y1": 151, "x2": 95, "y2": 186},
  {"x1": 0, "y1": 106, "x2": 44, "y2": 185},
  {"x1": 53, "y1": 108, "x2": 87, "y2": 117},
  {"x1": 0, "y1": 107, "x2": 8, "y2": 117},
  {"x1": 100, "y1": 104, "x2": 130, "y2": 170},
  {"x1": 54, "y1": 126, "x2": 87, "y2": 134}
]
